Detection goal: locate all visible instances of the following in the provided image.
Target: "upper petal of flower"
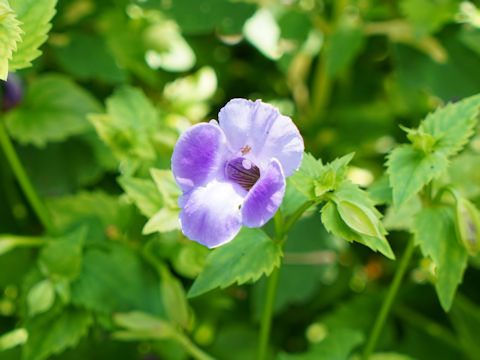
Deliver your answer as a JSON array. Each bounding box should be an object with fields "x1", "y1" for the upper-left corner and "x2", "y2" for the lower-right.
[
  {"x1": 241, "y1": 158, "x2": 286, "y2": 228},
  {"x1": 218, "y1": 99, "x2": 304, "y2": 177},
  {"x1": 179, "y1": 180, "x2": 244, "y2": 248},
  {"x1": 171, "y1": 122, "x2": 227, "y2": 192}
]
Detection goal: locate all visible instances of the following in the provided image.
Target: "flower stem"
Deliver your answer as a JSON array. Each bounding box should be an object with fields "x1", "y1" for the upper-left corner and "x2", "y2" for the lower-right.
[
  {"x1": 174, "y1": 332, "x2": 216, "y2": 360},
  {"x1": 257, "y1": 265, "x2": 280, "y2": 360},
  {"x1": 0, "y1": 120, "x2": 56, "y2": 234},
  {"x1": 361, "y1": 237, "x2": 416, "y2": 360}
]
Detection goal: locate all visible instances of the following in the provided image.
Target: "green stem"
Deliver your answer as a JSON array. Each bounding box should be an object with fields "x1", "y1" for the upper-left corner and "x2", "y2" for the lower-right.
[
  {"x1": 0, "y1": 120, "x2": 56, "y2": 234},
  {"x1": 361, "y1": 237, "x2": 416, "y2": 360},
  {"x1": 310, "y1": 54, "x2": 330, "y2": 123},
  {"x1": 257, "y1": 265, "x2": 280, "y2": 360},
  {"x1": 174, "y1": 332, "x2": 216, "y2": 360}
]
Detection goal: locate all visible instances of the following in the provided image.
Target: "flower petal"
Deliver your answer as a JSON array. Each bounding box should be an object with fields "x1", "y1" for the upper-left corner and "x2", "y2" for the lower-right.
[
  {"x1": 171, "y1": 122, "x2": 227, "y2": 192},
  {"x1": 242, "y1": 159, "x2": 286, "y2": 228},
  {"x1": 218, "y1": 99, "x2": 304, "y2": 177},
  {"x1": 179, "y1": 180, "x2": 244, "y2": 248}
]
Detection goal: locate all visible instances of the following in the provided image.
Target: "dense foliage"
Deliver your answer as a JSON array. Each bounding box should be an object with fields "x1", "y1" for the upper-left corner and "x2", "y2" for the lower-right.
[{"x1": 1, "y1": 0, "x2": 480, "y2": 359}]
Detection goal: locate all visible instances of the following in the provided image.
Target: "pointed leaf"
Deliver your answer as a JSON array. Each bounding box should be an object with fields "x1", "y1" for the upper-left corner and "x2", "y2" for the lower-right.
[
  {"x1": 8, "y1": 0, "x2": 57, "y2": 72},
  {"x1": 188, "y1": 228, "x2": 282, "y2": 297},
  {"x1": 0, "y1": 0, "x2": 23, "y2": 80},
  {"x1": 387, "y1": 145, "x2": 448, "y2": 208},
  {"x1": 5, "y1": 74, "x2": 102, "y2": 147},
  {"x1": 27, "y1": 279, "x2": 55, "y2": 316},
  {"x1": 413, "y1": 207, "x2": 468, "y2": 311}
]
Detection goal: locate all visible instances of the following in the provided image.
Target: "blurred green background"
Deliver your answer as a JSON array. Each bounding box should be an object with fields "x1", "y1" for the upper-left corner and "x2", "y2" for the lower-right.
[{"x1": 1, "y1": 0, "x2": 480, "y2": 359}]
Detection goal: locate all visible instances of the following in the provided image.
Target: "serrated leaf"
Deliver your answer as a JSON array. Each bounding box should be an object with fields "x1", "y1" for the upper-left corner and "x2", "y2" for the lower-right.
[
  {"x1": 89, "y1": 86, "x2": 165, "y2": 165},
  {"x1": 0, "y1": 0, "x2": 23, "y2": 80},
  {"x1": 290, "y1": 152, "x2": 354, "y2": 199},
  {"x1": 23, "y1": 306, "x2": 92, "y2": 360},
  {"x1": 5, "y1": 74, "x2": 102, "y2": 147},
  {"x1": 8, "y1": 0, "x2": 57, "y2": 72},
  {"x1": 27, "y1": 279, "x2": 55, "y2": 316},
  {"x1": 279, "y1": 327, "x2": 364, "y2": 360},
  {"x1": 420, "y1": 94, "x2": 480, "y2": 156},
  {"x1": 321, "y1": 201, "x2": 394, "y2": 259},
  {"x1": 70, "y1": 243, "x2": 164, "y2": 315},
  {"x1": 188, "y1": 228, "x2": 282, "y2": 298},
  {"x1": 38, "y1": 226, "x2": 85, "y2": 281},
  {"x1": 118, "y1": 176, "x2": 163, "y2": 217},
  {"x1": 413, "y1": 207, "x2": 468, "y2": 311},
  {"x1": 387, "y1": 145, "x2": 448, "y2": 208}
]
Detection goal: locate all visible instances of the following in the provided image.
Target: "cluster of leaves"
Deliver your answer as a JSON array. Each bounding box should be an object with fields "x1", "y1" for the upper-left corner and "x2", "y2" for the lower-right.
[{"x1": 0, "y1": 0, "x2": 480, "y2": 359}]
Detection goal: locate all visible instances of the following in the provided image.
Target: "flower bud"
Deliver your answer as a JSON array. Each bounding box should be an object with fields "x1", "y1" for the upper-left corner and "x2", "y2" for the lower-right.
[
  {"x1": 336, "y1": 200, "x2": 382, "y2": 239},
  {"x1": 1, "y1": 73, "x2": 24, "y2": 111},
  {"x1": 455, "y1": 197, "x2": 480, "y2": 256}
]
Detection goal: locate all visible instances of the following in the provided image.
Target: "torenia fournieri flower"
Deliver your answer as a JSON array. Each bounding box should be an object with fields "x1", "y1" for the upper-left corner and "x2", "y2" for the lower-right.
[{"x1": 171, "y1": 99, "x2": 304, "y2": 248}]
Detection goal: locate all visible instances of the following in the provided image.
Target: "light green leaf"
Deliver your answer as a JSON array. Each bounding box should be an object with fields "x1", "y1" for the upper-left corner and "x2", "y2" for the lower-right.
[
  {"x1": 370, "y1": 353, "x2": 416, "y2": 360},
  {"x1": 118, "y1": 176, "x2": 163, "y2": 217},
  {"x1": 89, "y1": 86, "x2": 169, "y2": 166},
  {"x1": 150, "y1": 168, "x2": 182, "y2": 208},
  {"x1": 0, "y1": 0, "x2": 23, "y2": 80},
  {"x1": 143, "y1": 207, "x2": 179, "y2": 235},
  {"x1": 413, "y1": 207, "x2": 468, "y2": 311},
  {"x1": 188, "y1": 228, "x2": 282, "y2": 297},
  {"x1": 420, "y1": 93, "x2": 480, "y2": 156},
  {"x1": 23, "y1": 307, "x2": 93, "y2": 360},
  {"x1": 400, "y1": 0, "x2": 457, "y2": 35},
  {"x1": 5, "y1": 74, "x2": 102, "y2": 147},
  {"x1": 387, "y1": 145, "x2": 448, "y2": 208},
  {"x1": 290, "y1": 153, "x2": 354, "y2": 199},
  {"x1": 27, "y1": 279, "x2": 55, "y2": 316},
  {"x1": 326, "y1": 25, "x2": 365, "y2": 78},
  {"x1": 8, "y1": 0, "x2": 57, "y2": 72},
  {"x1": 279, "y1": 327, "x2": 364, "y2": 360},
  {"x1": 0, "y1": 328, "x2": 28, "y2": 351},
  {"x1": 38, "y1": 226, "x2": 85, "y2": 281},
  {"x1": 113, "y1": 311, "x2": 175, "y2": 341}
]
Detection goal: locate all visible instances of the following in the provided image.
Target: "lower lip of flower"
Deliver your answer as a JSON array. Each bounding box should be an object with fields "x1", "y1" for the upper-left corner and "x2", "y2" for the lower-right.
[{"x1": 225, "y1": 157, "x2": 260, "y2": 191}]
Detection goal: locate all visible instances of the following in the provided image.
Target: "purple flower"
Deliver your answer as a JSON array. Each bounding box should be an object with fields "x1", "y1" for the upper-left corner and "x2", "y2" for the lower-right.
[{"x1": 171, "y1": 99, "x2": 304, "y2": 248}]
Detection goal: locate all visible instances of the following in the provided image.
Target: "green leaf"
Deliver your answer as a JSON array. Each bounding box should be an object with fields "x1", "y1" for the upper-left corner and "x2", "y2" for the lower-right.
[
  {"x1": 27, "y1": 279, "x2": 55, "y2": 316},
  {"x1": 326, "y1": 25, "x2": 365, "y2": 78},
  {"x1": 188, "y1": 228, "x2": 282, "y2": 298},
  {"x1": 0, "y1": 328, "x2": 28, "y2": 351},
  {"x1": 420, "y1": 93, "x2": 480, "y2": 156},
  {"x1": 387, "y1": 145, "x2": 448, "y2": 208},
  {"x1": 0, "y1": 0, "x2": 23, "y2": 80},
  {"x1": 5, "y1": 74, "x2": 102, "y2": 147},
  {"x1": 150, "y1": 168, "x2": 182, "y2": 208},
  {"x1": 279, "y1": 328, "x2": 364, "y2": 360},
  {"x1": 159, "y1": 266, "x2": 189, "y2": 328},
  {"x1": 52, "y1": 32, "x2": 125, "y2": 83},
  {"x1": 71, "y1": 243, "x2": 164, "y2": 315},
  {"x1": 412, "y1": 207, "x2": 468, "y2": 311},
  {"x1": 450, "y1": 296, "x2": 480, "y2": 358},
  {"x1": 143, "y1": 207, "x2": 179, "y2": 235},
  {"x1": 47, "y1": 191, "x2": 134, "y2": 242},
  {"x1": 89, "y1": 86, "x2": 170, "y2": 167},
  {"x1": 23, "y1": 306, "x2": 93, "y2": 360},
  {"x1": 118, "y1": 176, "x2": 163, "y2": 218},
  {"x1": 8, "y1": 0, "x2": 57, "y2": 72},
  {"x1": 113, "y1": 312, "x2": 175, "y2": 341},
  {"x1": 400, "y1": 0, "x2": 457, "y2": 35},
  {"x1": 38, "y1": 226, "x2": 85, "y2": 281},
  {"x1": 370, "y1": 353, "x2": 416, "y2": 360},
  {"x1": 290, "y1": 153, "x2": 354, "y2": 199}
]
